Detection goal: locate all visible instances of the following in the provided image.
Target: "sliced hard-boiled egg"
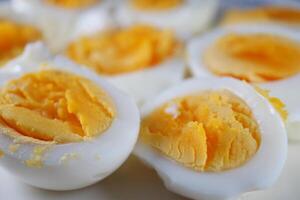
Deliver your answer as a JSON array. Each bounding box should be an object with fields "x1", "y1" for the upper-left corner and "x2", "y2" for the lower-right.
[
  {"x1": 11, "y1": 0, "x2": 113, "y2": 53},
  {"x1": 114, "y1": 0, "x2": 219, "y2": 40},
  {"x1": 135, "y1": 77, "x2": 287, "y2": 200},
  {"x1": 0, "y1": 2, "x2": 43, "y2": 66},
  {"x1": 187, "y1": 24, "x2": 300, "y2": 141},
  {"x1": 220, "y1": 1, "x2": 300, "y2": 28},
  {"x1": 0, "y1": 42, "x2": 140, "y2": 190},
  {"x1": 63, "y1": 23, "x2": 185, "y2": 105}
]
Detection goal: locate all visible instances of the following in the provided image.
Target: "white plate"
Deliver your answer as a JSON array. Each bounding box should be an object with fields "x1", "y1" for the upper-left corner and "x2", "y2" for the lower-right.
[{"x1": 0, "y1": 143, "x2": 299, "y2": 200}]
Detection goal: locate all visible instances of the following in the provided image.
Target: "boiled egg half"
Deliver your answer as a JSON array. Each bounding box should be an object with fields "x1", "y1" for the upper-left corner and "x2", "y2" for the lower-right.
[{"x1": 0, "y1": 42, "x2": 140, "y2": 190}]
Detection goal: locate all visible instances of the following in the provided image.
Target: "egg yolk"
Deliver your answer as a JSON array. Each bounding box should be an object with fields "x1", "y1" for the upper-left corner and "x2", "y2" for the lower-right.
[
  {"x1": 221, "y1": 6, "x2": 300, "y2": 26},
  {"x1": 203, "y1": 33, "x2": 300, "y2": 83},
  {"x1": 131, "y1": 0, "x2": 183, "y2": 10},
  {"x1": 0, "y1": 20, "x2": 42, "y2": 66},
  {"x1": 141, "y1": 90, "x2": 260, "y2": 172},
  {"x1": 46, "y1": 0, "x2": 99, "y2": 9},
  {"x1": 0, "y1": 70, "x2": 115, "y2": 144},
  {"x1": 66, "y1": 25, "x2": 179, "y2": 75}
]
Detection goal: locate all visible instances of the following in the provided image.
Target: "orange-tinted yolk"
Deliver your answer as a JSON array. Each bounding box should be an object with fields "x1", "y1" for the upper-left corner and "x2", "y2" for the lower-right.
[
  {"x1": 0, "y1": 70, "x2": 115, "y2": 144},
  {"x1": 203, "y1": 33, "x2": 300, "y2": 83},
  {"x1": 46, "y1": 0, "x2": 99, "y2": 9},
  {"x1": 131, "y1": 0, "x2": 183, "y2": 10},
  {"x1": 66, "y1": 25, "x2": 179, "y2": 75},
  {"x1": 221, "y1": 6, "x2": 300, "y2": 26},
  {"x1": 141, "y1": 90, "x2": 261, "y2": 172},
  {"x1": 0, "y1": 20, "x2": 42, "y2": 66}
]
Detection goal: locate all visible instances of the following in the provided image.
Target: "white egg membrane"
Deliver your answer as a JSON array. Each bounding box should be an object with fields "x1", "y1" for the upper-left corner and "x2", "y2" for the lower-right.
[
  {"x1": 60, "y1": 10, "x2": 186, "y2": 106},
  {"x1": 0, "y1": 43, "x2": 140, "y2": 191},
  {"x1": 114, "y1": 0, "x2": 219, "y2": 40},
  {"x1": 135, "y1": 77, "x2": 287, "y2": 200},
  {"x1": 187, "y1": 24, "x2": 300, "y2": 141},
  {"x1": 11, "y1": 0, "x2": 113, "y2": 53}
]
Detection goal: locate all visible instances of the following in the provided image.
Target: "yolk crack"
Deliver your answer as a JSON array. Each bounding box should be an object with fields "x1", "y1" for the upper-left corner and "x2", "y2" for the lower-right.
[
  {"x1": 66, "y1": 25, "x2": 179, "y2": 75},
  {"x1": 0, "y1": 70, "x2": 115, "y2": 144},
  {"x1": 141, "y1": 90, "x2": 260, "y2": 172},
  {"x1": 203, "y1": 33, "x2": 300, "y2": 83},
  {"x1": 0, "y1": 20, "x2": 42, "y2": 66}
]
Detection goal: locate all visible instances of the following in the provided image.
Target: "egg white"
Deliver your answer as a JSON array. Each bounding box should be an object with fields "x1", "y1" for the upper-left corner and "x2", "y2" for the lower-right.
[
  {"x1": 11, "y1": 0, "x2": 114, "y2": 53},
  {"x1": 0, "y1": 42, "x2": 140, "y2": 191},
  {"x1": 135, "y1": 77, "x2": 287, "y2": 200},
  {"x1": 114, "y1": 0, "x2": 219, "y2": 40},
  {"x1": 187, "y1": 24, "x2": 300, "y2": 141}
]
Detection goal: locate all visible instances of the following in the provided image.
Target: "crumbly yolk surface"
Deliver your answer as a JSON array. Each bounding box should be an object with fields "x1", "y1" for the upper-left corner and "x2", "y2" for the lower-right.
[
  {"x1": 0, "y1": 20, "x2": 42, "y2": 66},
  {"x1": 141, "y1": 90, "x2": 260, "y2": 172},
  {"x1": 131, "y1": 0, "x2": 183, "y2": 10},
  {"x1": 221, "y1": 6, "x2": 300, "y2": 26},
  {"x1": 66, "y1": 25, "x2": 179, "y2": 75},
  {"x1": 0, "y1": 70, "x2": 115, "y2": 144},
  {"x1": 46, "y1": 0, "x2": 99, "y2": 9},
  {"x1": 203, "y1": 33, "x2": 300, "y2": 83}
]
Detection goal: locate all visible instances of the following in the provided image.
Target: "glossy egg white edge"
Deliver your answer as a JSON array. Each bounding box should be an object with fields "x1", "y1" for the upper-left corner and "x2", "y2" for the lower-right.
[
  {"x1": 0, "y1": 42, "x2": 140, "y2": 191},
  {"x1": 134, "y1": 77, "x2": 287, "y2": 200},
  {"x1": 186, "y1": 24, "x2": 300, "y2": 141},
  {"x1": 11, "y1": 0, "x2": 114, "y2": 53},
  {"x1": 114, "y1": 0, "x2": 220, "y2": 40},
  {"x1": 58, "y1": 9, "x2": 186, "y2": 107}
]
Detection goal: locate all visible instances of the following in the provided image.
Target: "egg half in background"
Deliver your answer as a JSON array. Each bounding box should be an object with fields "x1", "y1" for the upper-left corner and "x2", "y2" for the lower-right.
[
  {"x1": 114, "y1": 0, "x2": 219, "y2": 40},
  {"x1": 135, "y1": 77, "x2": 287, "y2": 200},
  {"x1": 187, "y1": 24, "x2": 300, "y2": 141},
  {"x1": 0, "y1": 42, "x2": 140, "y2": 190},
  {"x1": 0, "y1": 2, "x2": 44, "y2": 67},
  {"x1": 58, "y1": 13, "x2": 185, "y2": 106},
  {"x1": 11, "y1": 0, "x2": 113, "y2": 53},
  {"x1": 220, "y1": 1, "x2": 300, "y2": 29}
]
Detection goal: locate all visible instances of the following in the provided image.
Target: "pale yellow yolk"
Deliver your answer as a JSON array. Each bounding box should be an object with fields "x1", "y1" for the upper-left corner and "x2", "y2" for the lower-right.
[
  {"x1": 46, "y1": 0, "x2": 99, "y2": 9},
  {"x1": 131, "y1": 0, "x2": 183, "y2": 10},
  {"x1": 0, "y1": 70, "x2": 115, "y2": 144},
  {"x1": 203, "y1": 33, "x2": 300, "y2": 83},
  {"x1": 0, "y1": 20, "x2": 42, "y2": 66},
  {"x1": 221, "y1": 6, "x2": 300, "y2": 26},
  {"x1": 66, "y1": 25, "x2": 179, "y2": 75},
  {"x1": 141, "y1": 90, "x2": 260, "y2": 172}
]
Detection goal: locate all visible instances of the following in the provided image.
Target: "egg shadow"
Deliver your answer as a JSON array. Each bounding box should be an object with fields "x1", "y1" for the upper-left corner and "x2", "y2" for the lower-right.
[{"x1": 14, "y1": 155, "x2": 187, "y2": 200}]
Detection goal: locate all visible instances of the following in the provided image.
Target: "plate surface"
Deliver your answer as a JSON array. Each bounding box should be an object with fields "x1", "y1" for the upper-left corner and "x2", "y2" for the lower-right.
[{"x1": 0, "y1": 144, "x2": 299, "y2": 200}]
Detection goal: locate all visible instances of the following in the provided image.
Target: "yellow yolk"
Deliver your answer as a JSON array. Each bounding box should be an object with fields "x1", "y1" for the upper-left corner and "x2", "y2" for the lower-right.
[
  {"x1": 0, "y1": 20, "x2": 42, "y2": 66},
  {"x1": 46, "y1": 0, "x2": 99, "y2": 9},
  {"x1": 203, "y1": 33, "x2": 300, "y2": 83},
  {"x1": 66, "y1": 25, "x2": 179, "y2": 75},
  {"x1": 221, "y1": 6, "x2": 300, "y2": 26},
  {"x1": 0, "y1": 70, "x2": 115, "y2": 144},
  {"x1": 141, "y1": 90, "x2": 260, "y2": 172},
  {"x1": 131, "y1": 0, "x2": 183, "y2": 10}
]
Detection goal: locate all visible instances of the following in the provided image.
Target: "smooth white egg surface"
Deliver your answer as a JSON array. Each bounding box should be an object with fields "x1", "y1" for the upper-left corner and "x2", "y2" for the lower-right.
[
  {"x1": 0, "y1": 42, "x2": 140, "y2": 191},
  {"x1": 187, "y1": 24, "x2": 300, "y2": 141},
  {"x1": 11, "y1": 0, "x2": 113, "y2": 53},
  {"x1": 135, "y1": 77, "x2": 287, "y2": 200},
  {"x1": 114, "y1": 0, "x2": 219, "y2": 40}
]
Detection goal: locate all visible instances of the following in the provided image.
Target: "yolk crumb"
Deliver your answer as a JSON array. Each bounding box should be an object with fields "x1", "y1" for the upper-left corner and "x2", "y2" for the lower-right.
[
  {"x1": 0, "y1": 70, "x2": 115, "y2": 144},
  {"x1": 131, "y1": 0, "x2": 183, "y2": 10},
  {"x1": 141, "y1": 90, "x2": 260, "y2": 172},
  {"x1": 0, "y1": 20, "x2": 42, "y2": 66},
  {"x1": 221, "y1": 6, "x2": 300, "y2": 26},
  {"x1": 46, "y1": 0, "x2": 99, "y2": 9},
  {"x1": 203, "y1": 33, "x2": 300, "y2": 83},
  {"x1": 66, "y1": 25, "x2": 179, "y2": 75}
]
